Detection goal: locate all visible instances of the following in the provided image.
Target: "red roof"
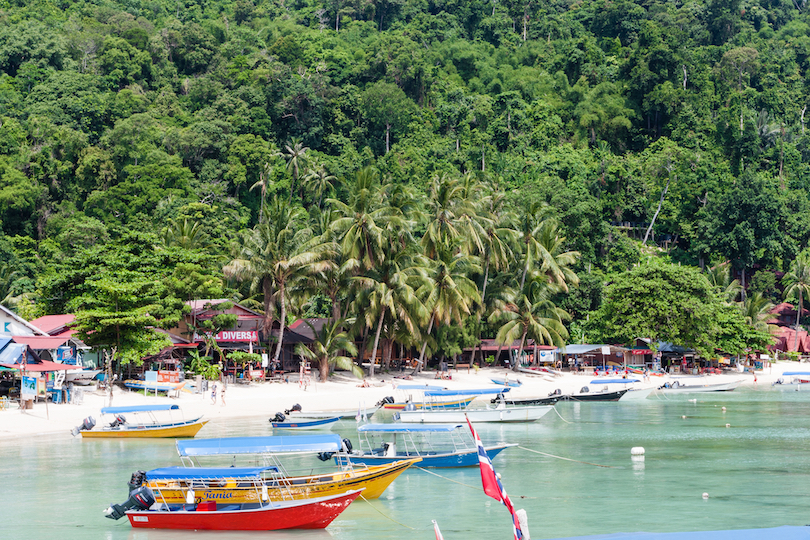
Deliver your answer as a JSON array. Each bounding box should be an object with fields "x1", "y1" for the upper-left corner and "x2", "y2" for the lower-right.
[
  {"x1": 770, "y1": 326, "x2": 810, "y2": 353},
  {"x1": 0, "y1": 360, "x2": 82, "y2": 372},
  {"x1": 30, "y1": 314, "x2": 75, "y2": 335},
  {"x1": 12, "y1": 336, "x2": 71, "y2": 349},
  {"x1": 185, "y1": 299, "x2": 263, "y2": 320}
]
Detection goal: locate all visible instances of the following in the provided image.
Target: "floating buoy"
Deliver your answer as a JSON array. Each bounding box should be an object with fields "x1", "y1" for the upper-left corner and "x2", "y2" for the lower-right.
[
  {"x1": 702, "y1": 493, "x2": 709, "y2": 499},
  {"x1": 689, "y1": 398, "x2": 697, "y2": 403},
  {"x1": 682, "y1": 415, "x2": 687, "y2": 419},
  {"x1": 726, "y1": 424, "x2": 730, "y2": 428},
  {"x1": 722, "y1": 407, "x2": 726, "y2": 411},
  {"x1": 630, "y1": 447, "x2": 645, "y2": 456}
]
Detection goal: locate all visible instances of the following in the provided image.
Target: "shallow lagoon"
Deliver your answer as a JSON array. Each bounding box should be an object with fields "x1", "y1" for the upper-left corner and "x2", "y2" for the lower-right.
[{"x1": 2, "y1": 387, "x2": 809, "y2": 539}]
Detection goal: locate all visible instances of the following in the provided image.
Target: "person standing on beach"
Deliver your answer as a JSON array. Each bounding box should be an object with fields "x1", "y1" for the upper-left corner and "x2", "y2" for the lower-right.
[
  {"x1": 211, "y1": 383, "x2": 217, "y2": 404},
  {"x1": 220, "y1": 383, "x2": 226, "y2": 405}
]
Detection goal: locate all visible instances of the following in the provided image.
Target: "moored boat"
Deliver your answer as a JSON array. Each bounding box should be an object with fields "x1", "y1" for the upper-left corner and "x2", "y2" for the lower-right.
[
  {"x1": 121, "y1": 487, "x2": 362, "y2": 530},
  {"x1": 772, "y1": 372, "x2": 810, "y2": 390},
  {"x1": 174, "y1": 434, "x2": 418, "y2": 500},
  {"x1": 341, "y1": 423, "x2": 515, "y2": 467},
  {"x1": 584, "y1": 378, "x2": 655, "y2": 401},
  {"x1": 270, "y1": 413, "x2": 341, "y2": 430},
  {"x1": 380, "y1": 384, "x2": 476, "y2": 410},
  {"x1": 657, "y1": 379, "x2": 742, "y2": 393},
  {"x1": 72, "y1": 404, "x2": 207, "y2": 438},
  {"x1": 124, "y1": 379, "x2": 187, "y2": 393},
  {"x1": 490, "y1": 376, "x2": 522, "y2": 387},
  {"x1": 396, "y1": 388, "x2": 553, "y2": 423}
]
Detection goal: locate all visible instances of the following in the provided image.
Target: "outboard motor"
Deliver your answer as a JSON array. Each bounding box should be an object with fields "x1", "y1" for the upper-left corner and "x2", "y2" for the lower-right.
[
  {"x1": 109, "y1": 414, "x2": 127, "y2": 428},
  {"x1": 376, "y1": 396, "x2": 395, "y2": 407},
  {"x1": 271, "y1": 412, "x2": 286, "y2": 423},
  {"x1": 549, "y1": 388, "x2": 562, "y2": 396},
  {"x1": 103, "y1": 486, "x2": 156, "y2": 520},
  {"x1": 127, "y1": 470, "x2": 147, "y2": 493},
  {"x1": 317, "y1": 451, "x2": 335, "y2": 461},
  {"x1": 403, "y1": 403, "x2": 416, "y2": 411},
  {"x1": 341, "y1": 438, "x2": 353, "y2": 453},
  {"x1": 580, "y1": 386, "x2": 590, "y2": 394},
  {"x1": 284, "y1": 403, "x2": 302, "y2": 415},
  {"x1": 70, "y1": 416, "x2": 96, "y2": 437}
]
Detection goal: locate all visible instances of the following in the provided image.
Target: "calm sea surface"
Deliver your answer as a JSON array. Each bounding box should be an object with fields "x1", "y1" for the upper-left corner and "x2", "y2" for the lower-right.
[{"x1": 3, "y1": 387, "x2": 810, "y2": 539}]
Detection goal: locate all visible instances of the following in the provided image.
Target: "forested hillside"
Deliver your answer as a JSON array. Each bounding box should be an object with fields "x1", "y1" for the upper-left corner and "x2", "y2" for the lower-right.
[{"x1": 1, "y1": 0, "x2": 806, "y2": 364}]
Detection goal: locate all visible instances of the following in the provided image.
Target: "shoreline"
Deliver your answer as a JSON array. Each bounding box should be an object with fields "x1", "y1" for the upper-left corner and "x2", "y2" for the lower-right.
[{"x1": 0, "y1": 362, "x2": 796, "y2": 441}]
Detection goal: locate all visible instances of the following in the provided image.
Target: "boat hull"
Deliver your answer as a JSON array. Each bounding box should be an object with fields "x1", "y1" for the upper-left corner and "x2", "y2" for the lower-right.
[
  {"x1": 148, "y1": 459, "x2": 418, "y2": 503},
  {"x1": 658, "y1": 380, "x2": 742, "y2": 393},
  {"x1": 124, "y1": 380, "x2": 186, "y2": 393},
  {"x1": 81, "y1": 419, "x2": 207, "y2": 438},
  {"x1": 383, "y1": 396, "x2": 476, "y2": 410},
  {"x1": 343, "y1": 444, "x2": 514, "y2": 467},
  {"x1": 65, "y1": 369, "x2": 102, "y2": 385},
  {"x1": 398, "y1": 405, "x2": 553, "y2": 423},
  {"x1": 490, "y1": 378, "x2": 522, "y2": 387},
  {"x1": 126, "y1": 489, "x2": 361, "y2": 530},
  {"x1": 618, "y1": 388, "x2": 654, "y2": 401},
  {"x1": 271, "y1": 417, "x2": 340, "y2": 430}
]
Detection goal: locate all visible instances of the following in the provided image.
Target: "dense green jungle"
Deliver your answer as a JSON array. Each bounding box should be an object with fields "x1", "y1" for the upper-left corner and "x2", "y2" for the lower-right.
[{"x1": 1, "y1": 0, "x2": 808, "y2": 370}]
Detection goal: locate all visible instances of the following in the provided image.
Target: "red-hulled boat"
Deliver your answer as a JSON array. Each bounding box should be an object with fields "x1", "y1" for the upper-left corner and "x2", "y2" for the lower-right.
[{"x1": 126, "y1": 489, "x2": 362, "y2": 530}]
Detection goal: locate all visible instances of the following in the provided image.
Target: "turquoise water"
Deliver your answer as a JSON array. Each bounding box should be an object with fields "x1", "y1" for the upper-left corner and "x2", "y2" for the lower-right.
[{"x1": 2, "y1": 388, "x2": 810, "y2": 539}]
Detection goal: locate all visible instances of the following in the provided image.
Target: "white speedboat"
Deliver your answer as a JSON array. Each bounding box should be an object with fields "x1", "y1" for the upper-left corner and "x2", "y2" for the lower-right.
[
  {"x1": 65, "y1": 369, "x2": 102, "y2": 385},
  {"x1": 657, "y1": 379, "x2": 742, "y2": 393},
  {"x1": 772, "y1": 372, "x2": 810, "y2": 391},
  {"x1": 584, "y1": 378, "x2": 655, "y2": 401}
]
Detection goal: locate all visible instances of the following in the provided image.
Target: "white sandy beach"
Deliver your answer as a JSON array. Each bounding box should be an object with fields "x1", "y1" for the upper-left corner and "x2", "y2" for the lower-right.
[{"x1": 0, "y1": 362, "x2": 797, "y2": 440}]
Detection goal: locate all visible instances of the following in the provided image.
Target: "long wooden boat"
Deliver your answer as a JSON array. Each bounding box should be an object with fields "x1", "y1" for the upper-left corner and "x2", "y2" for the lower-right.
[
  {"x1": 270, "y1": 416, "x2": 341, "y2": 430},
  {"x1": 126, "y1": 488, "x2": 362, "y2": 530},
  {"x1": 73, "y1": 405, "x2": 207, "y2": 438},
  {"x1": 657, "y1": 379, "x2": 742, "y2": 393},
  {"x1": 490, "y1": 377, "x2": 522, "y2": 387},
  {"x1": 173, "y1": 435, "x2": 419, "y2": 500},
  {"x1": 341, "y1": 423, "x2": 515, "y2": 467}
]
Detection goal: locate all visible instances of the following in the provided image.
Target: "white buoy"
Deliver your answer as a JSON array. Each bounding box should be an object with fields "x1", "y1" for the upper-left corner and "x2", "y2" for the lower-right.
[
  {"x1": 726, "y1": 423, "x2": 730, "y2": 428},
  {"x1": 682, "y1": 415, "x2": 687, "y2": 419},
  {"x1": 516, "y1": 509, "x2": 531, "y2": 539},
  {"x1": 722, "y1": 407, "x2": 726, "y2": 411},
  {"x1": 689, "y1": 398, "x2": 697, "y2": 403},
  {"x1": 702, "y1": 492, "x2": 709, "y2": 499},
  {"x1": 630, "y1": 447, "x2": 645, "y2": 456}
]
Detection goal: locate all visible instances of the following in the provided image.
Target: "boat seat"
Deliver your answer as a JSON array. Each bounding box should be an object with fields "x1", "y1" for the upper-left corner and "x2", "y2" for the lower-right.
[
  {"x1": 219, "y1": 504, "x2": 241, "y2": 512},
  {"x1": 240, "y1": 503, "x2": 262, "y2": 510}
]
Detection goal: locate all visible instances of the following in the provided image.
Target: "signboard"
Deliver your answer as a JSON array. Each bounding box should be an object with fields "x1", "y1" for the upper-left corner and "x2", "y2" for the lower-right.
[
  {"x1": 249, "y1": 369, "x2": 264, "y2": 380},
  {"x1": 193, "y1": 330, "x2": 258, "y2": 342},
  {"x1": 57, "y1": 346, "x2": 77, "y2": 364},
  {"x1": 261, "y1": 353, "x2": 268, "y2": 368},
  {"x1": 21, "y1": 376, "x2": 36, "y2": 398},
  {"x1": 601, "y1": 346, "x2": 610, "y2": 356},
  {"x1": 157, "y1": 370, "x2": 180, "y2": 383}
]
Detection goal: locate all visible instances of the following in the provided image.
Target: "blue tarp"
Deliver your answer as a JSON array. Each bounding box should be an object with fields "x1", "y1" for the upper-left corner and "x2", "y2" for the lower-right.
[
  {"x1": 101, "y1": 404, "x2": 181, "y2": 414},
  {"x1": 590, "y1": 379, "x2": 641, "y2": 384},
  {"x1": 177, "y1": 435, "x2": 343, "y2": 456},
  {"x1": 0, "y1": 343, "x2": 27, "y2": 365},
  {"x1": 540, "y1": 526, "x2": 809, "y2": 540},
  {"x1": 423, "y1": 388, "x2": 511, "y2": 396},
  {"x1": 145, "y1": 466, "x2": 277, "y2": 479},
  {"x1": 781, "y1": 372, "x2": 810, "y2": 376},
  {"x1": 358, "y1": 423, "x2": 463, "y2": 433}
]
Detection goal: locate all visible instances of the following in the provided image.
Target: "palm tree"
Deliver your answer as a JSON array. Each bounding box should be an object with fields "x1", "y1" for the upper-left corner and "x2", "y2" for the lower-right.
[
  {"x1": 250, "y1": 161, "x2": 274, "y2": 223},
  {"x1": 783, "y1": 252, "x2": 810, "y2": 351},
  {"x1": 706, "y1": 262, "x2": 742, "y2": 303},
  {"x1": 302, "y1": 164, "x2": 336, "y2": 208},
  {"x1": 224, "y1": 200, "x2": 335, "y2": 364},
  {"x1": 161, "y1": 218, "x2": 206, "y2": 250},
  {"x1": 413, "y1": 244, "x2": 481, "y2": 373},
  {"x1": 489, "y1": 279, "x2": 570, "y2": 371},
  {"x1": 421, "y1": 174, "x2": 466, "y2": 258},
  {"x1": 277, "y1": 139, "x2": 309, "y2": 203},
  {"x1": 741, "y1": 292, "x2": 775, "y2": 334},
  {"x1": 295, "y1": 319, "x2": 362, "y2": 381},
  {"x1": 517, "y1": 203, "x2": 579, "y2": 292}
]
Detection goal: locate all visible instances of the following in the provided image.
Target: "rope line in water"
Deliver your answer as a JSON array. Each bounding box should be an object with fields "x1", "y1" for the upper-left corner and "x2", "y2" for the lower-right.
[
  {"x1": 517, "y1": 445, "x2": 616, "y2": 468},
  {"x1": 416, "y1": 466, "x2": 537, "y2": 499},
  {"x1": 359, "y1": 493, "x2": 416, "y2": 530},
  {"x1": 551, "y1": 406, "x2": 573, "y2": 423}
]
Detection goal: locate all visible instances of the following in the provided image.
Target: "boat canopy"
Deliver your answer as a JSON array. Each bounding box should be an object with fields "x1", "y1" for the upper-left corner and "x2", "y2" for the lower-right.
[
  {"x1": 101, "y1": 404, "x2": 181, "y2": 414},
  {"x1": 590, "y1": 379, "x2": 640, "y2": 384},
  {"x1": 358, "y1": 423, "x2": 463, "y2": 433},
  {"x1": 145, "y1": 466, "x2": 278, "y2": 479},
  {"x1": 781, "y1": 372, "x2": 810, "y2": 376},
  {"x1": 423, "y1": 388, "x2": 511, "y2": 396},
  {"x1": 177, "y1": 435, "x2": 343, "y2": 456},
  {"x1": 395, "y1": 385, "x2": 446, "y2": 391}
]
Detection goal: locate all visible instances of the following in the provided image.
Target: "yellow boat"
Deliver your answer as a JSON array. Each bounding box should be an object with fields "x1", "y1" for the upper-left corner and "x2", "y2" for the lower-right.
[
  {"x1": 72, "y1": 404, "x2": 207, "y2": 438},
  {"x1": 140, "y1": 458, "x2": 419, "y2": 504}
]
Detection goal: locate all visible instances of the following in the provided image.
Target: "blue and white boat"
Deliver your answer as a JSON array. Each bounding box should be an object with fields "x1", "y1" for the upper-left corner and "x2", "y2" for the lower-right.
[
  {"x1": 270, "y1": 416, "x2": 340, "y2": 430},
  {"x1": 490, "y1": 376, "x2": 522, "y2": 387},
  {"x1": 397, "y1": 388, "x2": 553, "y2": 423},
  {"x1": 340, "y1": 423, "x2": 515, "y2": 467},
  {"x1": 587, "y1": 378, "x2": 655, "y2": 401},
  {"x1": 773, "y1": 371, "x2": 810, "y2": 391}
]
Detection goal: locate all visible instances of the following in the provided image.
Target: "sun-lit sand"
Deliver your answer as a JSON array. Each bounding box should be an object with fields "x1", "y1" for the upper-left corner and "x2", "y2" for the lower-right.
[{"x1": 0, "y1": 361, "x2": 795, "y2": 439}]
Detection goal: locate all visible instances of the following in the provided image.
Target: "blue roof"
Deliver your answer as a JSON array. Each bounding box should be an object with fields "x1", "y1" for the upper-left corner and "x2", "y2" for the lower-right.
[
  {"x1": 177, "y1": 435, "x2": 343, "y2": 456},
  {"x1": 358, "y1": 423, "x2": 464, "y2": 433},
  {"x1": 423, "y1": 388, "x2": 511, "y2": 396},
  {"x1": 395, "y1": 384, "x2": 447, "y2": 391},
  {"x1": 101, "y1": 404, "x2": 181, "y2": 414},
  {"x1": 782, "y1": 372, "x2": 810, "y2": 376},
  {"x1": 590, "y1": 379, "x2": 641, "y2": 384},
  {"x1": 145, "y1": 466, "x2": 277, "y2": 479}
]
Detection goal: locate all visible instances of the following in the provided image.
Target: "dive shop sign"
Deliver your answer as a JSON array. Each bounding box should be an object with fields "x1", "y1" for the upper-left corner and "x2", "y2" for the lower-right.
[{"x1": 193, "y1": 330, "x2": 258, "y2": 342}]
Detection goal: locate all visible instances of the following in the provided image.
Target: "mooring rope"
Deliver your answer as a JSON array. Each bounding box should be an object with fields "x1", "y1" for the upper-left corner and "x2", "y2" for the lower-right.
[
  {"x1": 551, "y1": 405, "x2": 573, "y2": 423},
  {"x1": 359, "y1": 493, "x2": 416, "y2": 529},
  {"x1": 416, "y1": 466, "x2": 537, "y2": 499},
  {"x1": 517, "y1": 445, "x2": 616, "y2": 468}
]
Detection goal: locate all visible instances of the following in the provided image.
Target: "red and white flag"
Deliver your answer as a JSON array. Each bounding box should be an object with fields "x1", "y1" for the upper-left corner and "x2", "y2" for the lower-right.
[
  {"x1": 466, "y1": 417, "x2": 523, "y2": 540},
  {"x1": 432, "y1": 519, "x2": 444, "y2": 540}
]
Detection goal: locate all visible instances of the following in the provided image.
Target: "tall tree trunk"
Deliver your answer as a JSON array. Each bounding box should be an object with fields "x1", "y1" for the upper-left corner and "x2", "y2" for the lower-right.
[
  {"x1": 263, "y1": 276, "x2": 275, "y2": 336},
  {"x1": 273, "y1": 281, "x2": 287, "y2": 365},
  {"x1": 385, "y1": 123, "x2": 390, "y2": 153},
  {"x1": 495, "y1": 342, "x2": 504, "y2": 367},
  {"x1": 319, "y1": 356, "x2": 329, "y2": 382},
  {"x1": 795, "y1": 291, "x2": 803, "y2": 352},
  {"x1": 643, "y1": 176, "x2": 671, "y2": 246},
  {"x1": 384, "y1": 338, "x2": 394, "y2": 370},
  {"x1": 369, "y1": 309, "x2": 385, "y2": 378},
  {"x1": 413, "y1": 314, "x2": 435, "y2": 374},
  {"x1": 477, "y1": 256, "x2": 490, "y2": 367},
  {"x1": 514, "y1": 329, "x2": 528, "y2": 372}
]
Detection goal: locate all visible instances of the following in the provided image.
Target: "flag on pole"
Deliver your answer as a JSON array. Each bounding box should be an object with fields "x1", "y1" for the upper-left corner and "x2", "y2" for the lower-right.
[
  {"x1": 466, "y1": 416, "x2": 523, "y2": 540},
  {"x1": 432, "y1": 519, "x2": 444, "y2": 540}
]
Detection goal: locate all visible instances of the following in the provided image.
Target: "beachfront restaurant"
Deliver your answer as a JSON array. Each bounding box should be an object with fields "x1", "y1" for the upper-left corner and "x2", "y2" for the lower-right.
[
  {"x1": 462, "y1": 339, "x2": 557, "y2": 368},
  {"x1": 558, "y1": 344, "x2": 630, "y2": 374}
]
